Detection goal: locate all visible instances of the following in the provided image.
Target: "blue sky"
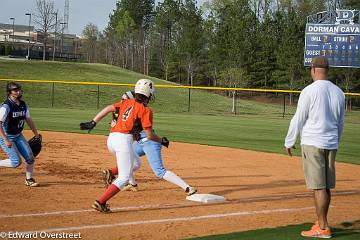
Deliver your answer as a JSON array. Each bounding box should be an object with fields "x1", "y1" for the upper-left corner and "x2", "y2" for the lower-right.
[{"x1": 0, "y1": 0, "x2": 208, "y2": 36}]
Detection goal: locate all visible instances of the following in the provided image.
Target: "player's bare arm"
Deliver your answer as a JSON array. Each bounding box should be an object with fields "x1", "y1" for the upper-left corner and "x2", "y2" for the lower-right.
[
  {"x1": 285, "y1": 147, "x2": 292, "y2": 157},
  {"x1": 143, "y1": 128, "x2": 169, "y2": 148},
  {"x1": 80, "y1": 105, "x2": 116, "y2": 132},
  {"x1": 284, "y1": 146, "x2": 296, "y2": 157},
  {"x1": 26, "y1": 117, "x2": 40, "y2": 137},
  {"x1": 143, "y1": 128, "x2": 161, "y2": 143},
  {"x1": 93, "y1": 105, "x2": 116, "y2": 123}
]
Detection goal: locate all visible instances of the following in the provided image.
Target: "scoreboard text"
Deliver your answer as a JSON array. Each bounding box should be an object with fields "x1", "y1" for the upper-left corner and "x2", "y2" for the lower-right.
[{"x1": 304, "y1": 23, "x2": 360, "y2": 68}]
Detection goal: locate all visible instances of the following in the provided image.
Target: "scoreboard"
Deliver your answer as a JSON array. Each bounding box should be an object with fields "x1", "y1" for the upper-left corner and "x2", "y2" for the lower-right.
[{"x1": 304, "y1": 23, "x2": 360, "y2": 68}]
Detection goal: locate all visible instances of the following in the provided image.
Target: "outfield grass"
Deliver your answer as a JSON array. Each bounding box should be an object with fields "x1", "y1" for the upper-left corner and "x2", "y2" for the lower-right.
[
  {"x1": 0, "y1": 59, "x2": 295, "y2": 116},
  {"x1": 1, "y1": 59, "x2": 359, "y2": 164},
  {"x1": 2, "y1": 58, "x2": 360, "y2": 240},
  {"x1": 0, "y1": 59, "x2": 148, "y2": 83},
  {"x1": 190, "y1": 221, "x2": 360, "y2": 239},
  {"x1": 29, "y1": 107, "x2": 360, "y2": 165}
]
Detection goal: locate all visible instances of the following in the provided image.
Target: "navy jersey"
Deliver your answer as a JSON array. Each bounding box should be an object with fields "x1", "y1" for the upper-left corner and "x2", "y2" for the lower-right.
[{"x1": 0, "y1": 99, "x2": 28, "y2": 135}]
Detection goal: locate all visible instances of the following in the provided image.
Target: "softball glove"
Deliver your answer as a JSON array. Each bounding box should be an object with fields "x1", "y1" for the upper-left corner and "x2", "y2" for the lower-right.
[{"x1": 28, "y1": 134, "x2": 42, "y2": 157}]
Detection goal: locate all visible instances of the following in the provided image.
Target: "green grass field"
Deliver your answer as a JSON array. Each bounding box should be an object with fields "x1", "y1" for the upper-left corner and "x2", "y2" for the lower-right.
[
  {"x1": 190, "y1": 221, "x2": 360, "y2": 239},
  {"x1": 0, "y1": 59, "x2": 358, "y2": 164},
  {"x1": 0, "y1": 59, "x2": 148, "y2": 83},
  {"x1": 0, "y1": 59, "x2": 297, "y2": 116},
  {"x1": 28, "y1": 107, "x2": 360, "y2": 165},
  {"x1": 2, "y1": 59, "x2": 360, "y2": 239}
]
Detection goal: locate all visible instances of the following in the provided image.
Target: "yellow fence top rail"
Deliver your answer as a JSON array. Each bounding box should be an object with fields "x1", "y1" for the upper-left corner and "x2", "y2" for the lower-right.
[{"x1": 0, "y1": 78, "x2": 359, "y2": 96}]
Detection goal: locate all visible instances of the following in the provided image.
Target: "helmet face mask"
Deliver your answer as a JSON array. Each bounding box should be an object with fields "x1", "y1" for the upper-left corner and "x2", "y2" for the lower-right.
[
  {"x1": 7, "y1": 82, "x2": 23, "y2": 99},
  {"x1": 7, "y1": 82, "x2": 21, "y2": 92}
]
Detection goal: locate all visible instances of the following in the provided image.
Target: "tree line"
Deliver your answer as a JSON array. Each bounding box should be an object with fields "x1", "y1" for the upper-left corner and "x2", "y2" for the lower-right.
[{"x1": 81, "y1": 0, "x2": 360, "y2": 93}]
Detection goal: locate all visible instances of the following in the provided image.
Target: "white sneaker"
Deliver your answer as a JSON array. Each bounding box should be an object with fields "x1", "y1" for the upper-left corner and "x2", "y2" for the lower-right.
[
  {"x1": 122, "y1": 183, "x2": 138, "y2": 192},
  {"x1": 25, "y1": 178, "x2": 39, "y2": 187}
]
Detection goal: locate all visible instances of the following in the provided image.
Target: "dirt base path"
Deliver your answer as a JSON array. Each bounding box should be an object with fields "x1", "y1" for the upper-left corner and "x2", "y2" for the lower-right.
[{"x1": 0, "y1": 131, "x2": 359, "y2": 239}]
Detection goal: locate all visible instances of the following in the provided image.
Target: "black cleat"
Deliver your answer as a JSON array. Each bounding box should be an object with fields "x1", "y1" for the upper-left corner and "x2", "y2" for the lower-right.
[
  {"x1": 185, "y1": 186, "x2": 197, "y2": 196},
  {"x1": 92, "y1": 200, "x2": 111, "y2": 213}
]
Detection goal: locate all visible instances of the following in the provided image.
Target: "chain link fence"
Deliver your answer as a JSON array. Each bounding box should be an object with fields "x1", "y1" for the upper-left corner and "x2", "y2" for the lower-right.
[{"x1": 0, "y1": 80, "x2": 359, "y2": 119}]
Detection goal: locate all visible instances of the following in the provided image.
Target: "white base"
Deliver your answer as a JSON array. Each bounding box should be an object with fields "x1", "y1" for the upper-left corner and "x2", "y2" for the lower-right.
[{"x1": 186, "y1": 193, "x2": 226, "y2": 203}]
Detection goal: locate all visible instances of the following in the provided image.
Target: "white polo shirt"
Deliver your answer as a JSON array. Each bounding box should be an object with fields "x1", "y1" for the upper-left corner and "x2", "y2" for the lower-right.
[{"x1": 285, "y1": 80, "x2": 345, "y2": 150}]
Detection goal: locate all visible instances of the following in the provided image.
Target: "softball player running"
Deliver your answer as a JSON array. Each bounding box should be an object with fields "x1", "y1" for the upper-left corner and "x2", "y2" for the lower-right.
[
  {"x1": 103, "y1": 91, "x2": 197, "y2": 196},
  {"x1": 0, "y1": 82, "x2": 41, "y2": 187},
  {"x1": 80, "y1": 79, "x2": 163, "y2": 213}
]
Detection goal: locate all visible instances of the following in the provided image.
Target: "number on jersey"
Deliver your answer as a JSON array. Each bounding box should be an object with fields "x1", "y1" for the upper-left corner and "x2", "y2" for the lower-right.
[
  {"x1": 18, "y1": 119, "x2": 25, "y2": 129},
  {"x1": 122, "y1": 106, "x2": 133, "y2": 121}
]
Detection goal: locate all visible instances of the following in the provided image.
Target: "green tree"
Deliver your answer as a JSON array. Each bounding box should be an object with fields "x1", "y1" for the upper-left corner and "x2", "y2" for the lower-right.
[
  {"x1": 106, "y1": 0, "x2": 154, "y2": 72},
  {"x1": 177, "y1": 0, "x2": 205, "y2": 86},
  {"x1": 81, "y1": 23, "x2": 100, "y2": 63},
  {"x1": 296, "y1": 0, "x2": 326, "y2": 18},
  {"x1": 150, "y1": 0, "x2": 181, "y2": 81},
  {"x1": 205, "y1": 0, "x2": 256, "y2": 87},
  {"x1": 202, "y1": 11, "x2": 221, "y2": 86},
  {"x1": 116, "y1": 11, "x2": 136, "y2": 68},
  {"x1": 249, "y1": 14, "x2": 278, "y2": 88},
  {"x1": 272, "y1": 9, "x2": 306, "y2": 104},
  {"x1": 343, "y1": 0, "x2": 360, "y2": 9},
  {"x1": 219, "y1": 67, "x2": 249, "y2": 113}
]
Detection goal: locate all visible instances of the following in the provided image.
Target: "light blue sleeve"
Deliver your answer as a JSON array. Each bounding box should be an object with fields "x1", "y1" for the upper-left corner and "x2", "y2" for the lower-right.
[{"x1": 0, "y1": 104, "x2": 10, "y2": 122}]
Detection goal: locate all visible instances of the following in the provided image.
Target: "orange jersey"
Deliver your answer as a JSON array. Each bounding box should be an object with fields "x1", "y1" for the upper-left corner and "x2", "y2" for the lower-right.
[{"x1": 111, "y1": 99, "x2": 153, "y2": 134}]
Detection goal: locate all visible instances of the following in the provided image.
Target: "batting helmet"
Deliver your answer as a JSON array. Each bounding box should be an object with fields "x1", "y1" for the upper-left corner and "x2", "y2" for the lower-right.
[
  {"x1": 6, "y1": 82, "x2": 22, "y2": 94},
  {"x1": 134, "y1": 79, "x2": 154, "y2": 98}
]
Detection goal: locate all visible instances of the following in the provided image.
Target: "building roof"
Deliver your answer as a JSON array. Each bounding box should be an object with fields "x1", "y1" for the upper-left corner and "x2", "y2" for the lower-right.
[{"x1": 0, "y1": 23, "x2": 34, "y2": 32}]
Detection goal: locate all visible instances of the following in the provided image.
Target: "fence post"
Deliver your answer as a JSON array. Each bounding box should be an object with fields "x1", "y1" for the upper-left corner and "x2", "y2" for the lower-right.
[
  {"x1": 51, "y1": 82, "x2": 55, "y2": 107},
  {"x1": 97, "y1": 84, "x2": 100, "y2": 109},
  {"x1": 232, "y1": 90, "x2": 237, "y2": 115},
  {"x1": 282, "y1": 93, "x2": 286, "y2": 118},
  {"x1": 188, "y1": 87, "x2": 191, "y2": 112}
]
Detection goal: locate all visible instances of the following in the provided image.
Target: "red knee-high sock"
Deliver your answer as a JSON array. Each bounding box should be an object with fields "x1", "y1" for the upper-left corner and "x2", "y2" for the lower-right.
[
  {"x1": 111, "y1": 167, "x2": 118, "y2": 175},
  {"x1": 98, "y1": 184, "x2": 120, "y2": 204}
]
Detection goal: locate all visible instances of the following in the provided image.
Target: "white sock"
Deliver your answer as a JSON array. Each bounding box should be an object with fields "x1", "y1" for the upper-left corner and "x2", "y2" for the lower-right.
[
  {"x1": 0, "y1": 159, "x2": 13, "y2": 167},
  {"x1": 26, "y1": 164, "x2": 34, "y2": 179},
  {"x1": 129, "y1": 156, "x2": 141, "y2": 185},
  {"x1": 163, "y1": 171, "x2": 189, "y2": 190},
  {"x1": 129, "y1": 172, "x2": 137, "y2": 185}
]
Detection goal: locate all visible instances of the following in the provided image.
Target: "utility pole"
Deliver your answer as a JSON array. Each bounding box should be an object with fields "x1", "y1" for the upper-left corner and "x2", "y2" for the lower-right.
[
  {"x1": 4, "y1": 33, "x2": 7, "y2": 52},
  {"x1": 25, "y1": 13, "x2": 31, "y2": 59},
  {"x1": 52, "y1": 11, "x2": 58, "y2": 61},
  {"x1": 3, "y1": 30, "x2": 9, "y2": 54},
  {"x1": 64, "y1": 0, "x2": 69, "y2": 33},
  {"x1": 10, "y1": 17, "x2": 15, "y2": 50},
  {"x1": 60, "y1": 22, "x2": 67, "y2": 55}
]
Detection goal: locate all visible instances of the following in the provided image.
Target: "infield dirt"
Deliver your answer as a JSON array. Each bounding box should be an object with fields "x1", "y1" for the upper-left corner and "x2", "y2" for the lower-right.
[{"x1": 0, "y1": 131, "x2": 359, "y2": 239}]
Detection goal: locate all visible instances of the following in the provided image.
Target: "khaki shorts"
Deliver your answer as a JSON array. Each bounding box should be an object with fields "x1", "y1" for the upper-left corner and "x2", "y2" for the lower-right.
[{"x1": 301, "y1": 145, "x2": 337, "y2": 189}]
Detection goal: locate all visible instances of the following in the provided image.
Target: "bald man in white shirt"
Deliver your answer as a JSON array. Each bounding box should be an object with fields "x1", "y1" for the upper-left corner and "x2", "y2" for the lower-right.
[{"x1": 284, "y1": 56, "x2": 345, "y2": 238}]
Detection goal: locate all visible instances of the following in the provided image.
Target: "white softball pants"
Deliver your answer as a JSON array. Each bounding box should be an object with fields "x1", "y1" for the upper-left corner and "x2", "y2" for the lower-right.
[{"x1": 107, "y1": 132, "x2": 135, "y2": 189}]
